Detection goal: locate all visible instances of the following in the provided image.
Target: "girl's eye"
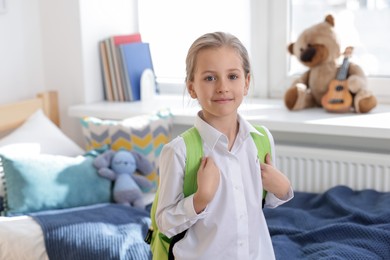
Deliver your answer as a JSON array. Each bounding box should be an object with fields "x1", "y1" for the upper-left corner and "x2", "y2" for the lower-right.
[
  {"x1": 205, "y1": 75, "x2": 215, "y2": 81},
  {"x1": 229, "y1": 74, "x2": 238, "y2": 80}
]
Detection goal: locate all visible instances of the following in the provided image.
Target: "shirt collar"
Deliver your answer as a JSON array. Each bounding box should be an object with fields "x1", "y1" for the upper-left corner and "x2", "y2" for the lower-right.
[
  {"x1": 235, "y1": 114, "x2": 265, "y2": 147},
  {"x1": 194, "y1": 111, "x2": 265, "y2": 151},
  {"x1": 194, "y1": 111, "x2": 222, "y2": 151}
]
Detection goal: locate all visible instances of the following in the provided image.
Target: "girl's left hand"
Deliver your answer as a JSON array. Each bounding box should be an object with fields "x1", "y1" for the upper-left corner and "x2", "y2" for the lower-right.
[{"x1": 260, "y1": 154, "x2": 291, "y2": 200}]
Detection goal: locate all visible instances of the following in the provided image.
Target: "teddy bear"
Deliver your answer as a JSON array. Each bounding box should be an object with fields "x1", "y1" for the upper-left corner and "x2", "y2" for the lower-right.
[
  {"x1": 93, "y1": 149, "x2": 155, "y2": 209},
  {"x1": 284, "y1": 14, "x2": 377, "y2": 113}
]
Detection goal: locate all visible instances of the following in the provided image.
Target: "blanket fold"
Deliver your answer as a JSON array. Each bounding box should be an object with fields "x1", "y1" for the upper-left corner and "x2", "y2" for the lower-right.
[
  {"x1": 31, "y1": 203, "x2": 151, "y2": 260},
  {"x1": 264, "y1": 185, "x2": 390, "y2": 259}
]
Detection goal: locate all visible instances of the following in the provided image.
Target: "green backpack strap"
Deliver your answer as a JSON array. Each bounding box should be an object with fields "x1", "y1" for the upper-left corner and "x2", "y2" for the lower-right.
[
  {"x1": 251, "y1": 125, "x2": 271, "y2": 162},
  {"x1": 251, "y1": 125, "x2": 271, "y2": 201},
  {"x1": 146, "y1": 127, "x2": 205, "y2": 259},
  {"x1": 181, "y1": 127, "x2": 203, "y2": 197}
]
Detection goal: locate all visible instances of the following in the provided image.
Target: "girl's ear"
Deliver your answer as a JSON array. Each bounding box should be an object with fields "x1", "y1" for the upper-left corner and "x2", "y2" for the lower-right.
[
  {"x1": 188, "y1": 82, "x2": 197, "y2": 98},
  {"x1": 244, "y1": 73, "x2": 250, "y2": 96}
]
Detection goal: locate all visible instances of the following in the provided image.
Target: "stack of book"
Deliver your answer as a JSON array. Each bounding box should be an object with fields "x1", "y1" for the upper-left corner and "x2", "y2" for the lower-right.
[{"x1": 99, "y1": 33, "x2": 155, "y2": 101}]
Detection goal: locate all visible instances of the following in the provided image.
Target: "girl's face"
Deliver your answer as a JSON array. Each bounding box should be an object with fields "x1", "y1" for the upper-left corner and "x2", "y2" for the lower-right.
[{"x1": 188, "y1": 46, "x2": 250, "y2": 121}]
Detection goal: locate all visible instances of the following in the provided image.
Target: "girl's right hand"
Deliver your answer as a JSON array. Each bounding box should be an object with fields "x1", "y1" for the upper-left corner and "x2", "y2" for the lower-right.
[{"x1": 193, "y1": 157, "x2": 220, "y2": 214}]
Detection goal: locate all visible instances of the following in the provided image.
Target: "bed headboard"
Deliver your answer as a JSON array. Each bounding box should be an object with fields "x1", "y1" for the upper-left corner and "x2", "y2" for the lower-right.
[{"x1": 0, "y1": 91, "x2": 59, "y2": 132}]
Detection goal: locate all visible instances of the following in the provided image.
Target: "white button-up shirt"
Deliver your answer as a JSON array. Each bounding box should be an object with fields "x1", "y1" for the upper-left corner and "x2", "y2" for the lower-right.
[{"x1": 156, "y1": 112, "x2": 293, "y2": 260}]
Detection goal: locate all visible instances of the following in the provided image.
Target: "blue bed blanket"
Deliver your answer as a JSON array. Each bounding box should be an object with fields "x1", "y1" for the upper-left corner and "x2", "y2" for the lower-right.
[
  {"x1": 264, "y1": 185, "x2": 390, "y2": 259},
  {"x1": 31, "y1": 203, "x2": 152, "y2": 260}
]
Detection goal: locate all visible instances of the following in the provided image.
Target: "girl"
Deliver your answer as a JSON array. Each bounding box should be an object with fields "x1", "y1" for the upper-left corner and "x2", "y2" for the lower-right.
[{"x1": 156, "y1": 32, "x2": 293, "y2": 259}]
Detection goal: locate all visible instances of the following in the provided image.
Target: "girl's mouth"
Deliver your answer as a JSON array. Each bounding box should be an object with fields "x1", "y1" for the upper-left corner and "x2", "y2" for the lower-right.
[{"x1": 213, "y1": 98, "x2": 233, "y2": 104}]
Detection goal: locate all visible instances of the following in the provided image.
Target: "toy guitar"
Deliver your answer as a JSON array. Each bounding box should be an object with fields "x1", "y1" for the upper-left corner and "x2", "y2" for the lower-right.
[{"x1": 321, "y1": 47, "x2": 354, "y2": 113}]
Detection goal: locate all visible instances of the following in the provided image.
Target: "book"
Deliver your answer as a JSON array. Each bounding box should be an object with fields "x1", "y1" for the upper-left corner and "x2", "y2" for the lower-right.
[
  {"x1": 104, "y1": 38, "x2": 119, "y2": 101},
  {"x1": 112, "y1": 33, "x2": 141, "y2": 45},
  {"x1": 108, "y1": 38, "x2": 124, "y2": 101},
  {"x1": 119, "y1": 42, "x2": 154, "y2": 101},
  {"x1": 99, "y1": 40, "x2": 114, "y2": 101}
]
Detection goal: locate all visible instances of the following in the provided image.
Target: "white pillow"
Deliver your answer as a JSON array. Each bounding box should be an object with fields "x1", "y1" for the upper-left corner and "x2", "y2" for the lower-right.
[
  {"x1": 0, "y1": 110, "x2": 85, "y2": 198},
  {"x1": 0, "y1": 109, "x2": 84, "y2": 156}
]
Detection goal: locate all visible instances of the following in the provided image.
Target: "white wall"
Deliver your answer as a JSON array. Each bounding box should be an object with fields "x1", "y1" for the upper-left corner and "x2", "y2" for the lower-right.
[
  {"x1": 0, "y1": 0, "x2": 138, "y2": 146},
  {"x1": 0, "y1": 0, "x2": 44, "y2": 103}
]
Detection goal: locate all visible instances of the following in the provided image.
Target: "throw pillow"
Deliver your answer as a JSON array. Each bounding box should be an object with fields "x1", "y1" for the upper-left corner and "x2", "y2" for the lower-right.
[
  {"x1": 80, "y1": 109, "x2": 173, "y2": 190},
  {"x1": 0, "y1": 153, "x2": 111, "y2": 216},
  {"x1": 0, "y1": 110, "x2": 86, "y2": 199}
]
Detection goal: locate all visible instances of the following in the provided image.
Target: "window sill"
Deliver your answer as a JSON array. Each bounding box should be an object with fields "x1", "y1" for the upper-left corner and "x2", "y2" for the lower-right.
[{"x1": 68, "y1": 95, "x2": 390, "y2": 152}]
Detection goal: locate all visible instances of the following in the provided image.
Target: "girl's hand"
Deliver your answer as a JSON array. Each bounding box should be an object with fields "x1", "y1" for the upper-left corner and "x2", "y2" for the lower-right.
[
  {"x1": 261, "y1": 154, "x2": 291, "y2": 200},
  {"x1": 193, "y1": 157, "x2": 220, "y2": 214}
]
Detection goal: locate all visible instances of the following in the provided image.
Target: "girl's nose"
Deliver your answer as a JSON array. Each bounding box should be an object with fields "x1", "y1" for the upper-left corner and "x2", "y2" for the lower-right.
[{"x1": 216, "y1": 79, "x2": 228, "y2": 93}]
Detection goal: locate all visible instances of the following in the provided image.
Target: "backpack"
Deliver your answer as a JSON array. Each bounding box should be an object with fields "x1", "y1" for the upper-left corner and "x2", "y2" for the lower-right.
[{"x1": 145, "y1": 125, "x2": 271, "y2": 260}]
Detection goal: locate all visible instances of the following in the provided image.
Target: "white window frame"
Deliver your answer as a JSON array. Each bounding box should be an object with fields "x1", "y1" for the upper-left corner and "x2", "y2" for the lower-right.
[{"x1": 249, "y1": 0, "x2": 291, "y2": 100}]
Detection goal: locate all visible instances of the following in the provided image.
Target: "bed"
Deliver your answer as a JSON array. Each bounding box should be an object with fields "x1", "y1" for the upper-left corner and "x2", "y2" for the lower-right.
[
  {"x1": 1, "y1": 91, "x2": 389, "y2": 260},
  {"x1": 0, "y1": 91, "x2": 159, "y2": 260}
]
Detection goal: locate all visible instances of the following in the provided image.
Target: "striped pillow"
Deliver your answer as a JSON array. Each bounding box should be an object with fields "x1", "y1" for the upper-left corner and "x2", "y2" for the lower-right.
[{"x1": 80, "y1": 109, "x2": 173, "y2": 190}]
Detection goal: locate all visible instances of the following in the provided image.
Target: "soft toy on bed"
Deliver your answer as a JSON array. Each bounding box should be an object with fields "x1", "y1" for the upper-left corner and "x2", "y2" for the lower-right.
[
  {"x1": 93, "y1": 149, "x2": 154, "y2": 209},
  {"x1": 284, "y1": 14, "x2": 377, "y2": 113}
]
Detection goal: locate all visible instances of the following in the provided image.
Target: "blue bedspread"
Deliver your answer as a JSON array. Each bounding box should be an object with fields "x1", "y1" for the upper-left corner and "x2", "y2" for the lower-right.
[
  {"x1": 264, "y1": 185, "x2": 390, "y2": 259},
  {"x1": 31, "y1": 203, "x2": 152, "y2": 260}
]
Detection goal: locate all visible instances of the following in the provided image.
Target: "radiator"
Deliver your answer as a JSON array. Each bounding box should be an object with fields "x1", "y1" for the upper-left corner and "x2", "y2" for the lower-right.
[{"x1": 276, "y1": 145, "x2": 390, "y2": 193}]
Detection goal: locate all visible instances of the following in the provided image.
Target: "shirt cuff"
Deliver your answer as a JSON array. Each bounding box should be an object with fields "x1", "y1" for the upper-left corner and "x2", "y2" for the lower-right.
[
  {"x1": 265, "y1": 186, "x2": 294, "y2": 208},
  {"x1": 186, "y1": 194, "x2": 208, "y2": 218}
]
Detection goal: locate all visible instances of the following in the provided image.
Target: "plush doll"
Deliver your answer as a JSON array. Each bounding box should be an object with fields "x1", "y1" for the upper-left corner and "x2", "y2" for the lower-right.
[
  {"x1": 93, "y1": 149, "x2": 154, "y2": 209},
  {"x1": 284, "y1": 14, "x2": 377, "y2": 113}
]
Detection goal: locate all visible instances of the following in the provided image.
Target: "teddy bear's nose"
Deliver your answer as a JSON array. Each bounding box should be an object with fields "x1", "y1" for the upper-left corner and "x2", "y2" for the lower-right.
[{"x1": 300, "y1": 46, "x2": 316, "y2": 62}]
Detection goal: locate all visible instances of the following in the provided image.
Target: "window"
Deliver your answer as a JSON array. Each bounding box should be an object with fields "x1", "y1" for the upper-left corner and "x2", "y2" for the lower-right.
[
  {"x1": 138, "y1": 0, "x2": 250, "y2": 93},
  {"x1": 139, "y1": 0, "x2": 390, "y2": 103}
]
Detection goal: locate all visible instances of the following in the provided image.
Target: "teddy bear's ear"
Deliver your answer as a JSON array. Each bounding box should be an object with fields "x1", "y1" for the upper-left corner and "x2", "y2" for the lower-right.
[
  {"x1": 325, "y1": 14, "x2": 335, "y2": 27},
  {"x1": 130, "y1": 151, "x2": 153, "y2": 175},
  {"x1": 288, "y1": 43, "x2": 295, "y2": 55},
  {"x1": 93, "y1": 149, "x2": 116, "y2": 169}
]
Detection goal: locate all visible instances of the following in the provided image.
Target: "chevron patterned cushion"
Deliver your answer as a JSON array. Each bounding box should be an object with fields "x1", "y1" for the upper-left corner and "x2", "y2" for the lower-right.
[{"x1": 80, "y1": 109, "x2": 173, "y2": 190}]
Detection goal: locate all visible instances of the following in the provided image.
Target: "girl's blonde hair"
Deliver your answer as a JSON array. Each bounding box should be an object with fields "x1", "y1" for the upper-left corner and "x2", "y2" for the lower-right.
[{"x1": 185, "y1": 32, "x2": 251, "y2": 86}]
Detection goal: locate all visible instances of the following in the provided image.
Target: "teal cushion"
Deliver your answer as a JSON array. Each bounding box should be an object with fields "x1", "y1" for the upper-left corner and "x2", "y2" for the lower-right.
[{"x1": 0, "y1": 154, "x2": 111, "y2": 216}]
